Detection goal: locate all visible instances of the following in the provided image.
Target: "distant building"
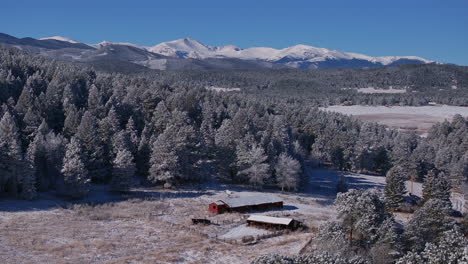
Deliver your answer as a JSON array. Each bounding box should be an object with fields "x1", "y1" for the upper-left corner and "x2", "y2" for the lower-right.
[
  {"x1": 247, "y1": 215, "x2": 301, "y2": 230},
  {"x1": 209, "y1": 196, "x2": 283, "y2": 214}
]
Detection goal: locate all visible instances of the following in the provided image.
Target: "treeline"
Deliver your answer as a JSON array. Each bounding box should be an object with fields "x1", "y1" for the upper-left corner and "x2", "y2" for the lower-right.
[
  {"x1": 146, "y1": 63, "x2": 468, "y2": 106},
  {"x1": 0, "y1": 47, "x2": 466, "y2": 200}
]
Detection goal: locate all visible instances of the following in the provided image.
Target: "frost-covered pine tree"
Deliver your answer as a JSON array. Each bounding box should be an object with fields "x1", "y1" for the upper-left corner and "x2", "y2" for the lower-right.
[
  {"x1": 384, "y1": 166, "x2": 407, "y2": 209},
  {"x1": 111, "y1": 148, "x2": 135, "y2": 192},
  {"x1": 136, "y1": 125, "x2": 151, "y2": 177},
  {"x1": 335, "y1": 189, "x2": 389, "y2": 246},
  {"x1": 421, "y1": 229, "x2": 468, "y2": 264},
  {"x1": 112, "y1": 130, "x2": 131, "y2": 157},
  {"x1": 125, "y1": 116, "x2": 139, "y2": 155},
  {"x1": 395, "y1": 252, "x2": 425, "y2": 264},
  {"x1": 422, "y1": 170, "x2": 451, "y2": 207},
  {"x1": 63, "y1": 104, "x2": 81, "y2": 138},
  {"x1": 76, "y1": 111, "x2": 105, "y2": 181},
  {"x1": 0, "y1": 111, "x2": 23, "y2": 196},
  {"x1": 61, "y1": 137, "x2": 90, "y2": 199},
  {"x1": 149, "y1": 127, "x2": 179, "y2": 185},
  {"x1": 21, "y1": 105, "x2": 42, "y2": 146},
  {"x1": 214, "y1": 119, "x2": 237, "y2": 181},
  {"x1": 275, "y1": 153, "x2": 301, "y2": 191},
  {"x1": 21, "y1": 142, "x2": 38, "y2": 200},
  {"x1": 236, "y1": 142, "x2": 270, "y2": 188},
  {"x1": 398, "y1": 229, "x2": 467, "y2": 264},
  {"x1": 404, "y1": 198, "x2": 454, "y2": 252}
]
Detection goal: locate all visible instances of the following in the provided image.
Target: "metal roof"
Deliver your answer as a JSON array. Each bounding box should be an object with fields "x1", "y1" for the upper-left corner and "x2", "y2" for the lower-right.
[
  {"x1": 219, "y1": 195, "x2": 282, "y2": 208},
  {"x1": 247, "y1": 215, "x2": 293, "y2": 225}
]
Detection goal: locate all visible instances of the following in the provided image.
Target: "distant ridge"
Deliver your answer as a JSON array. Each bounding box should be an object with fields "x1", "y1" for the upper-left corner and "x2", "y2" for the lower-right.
[{"x1": 0, "y1": 32, "x2": 436, "y2": 71}]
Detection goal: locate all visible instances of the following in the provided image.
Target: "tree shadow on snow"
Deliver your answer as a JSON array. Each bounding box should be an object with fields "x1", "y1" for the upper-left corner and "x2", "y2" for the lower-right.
[{"x1": 0, "y1": 185, "x2": 214, "y2": 213}]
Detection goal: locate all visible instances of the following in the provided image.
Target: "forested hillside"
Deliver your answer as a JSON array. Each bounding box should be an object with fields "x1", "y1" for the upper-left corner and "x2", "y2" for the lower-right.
[
  {"x1": 0, "y1": 47, "x2": 466, "y2": 200},
  {"x1": 150, "y1": 64, "x2": 468, "y2": 106}
]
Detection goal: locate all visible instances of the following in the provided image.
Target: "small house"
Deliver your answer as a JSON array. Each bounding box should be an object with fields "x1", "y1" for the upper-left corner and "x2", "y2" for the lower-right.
[{"x1": 247, "y1": 215, "x2": 301, "y2": 230}]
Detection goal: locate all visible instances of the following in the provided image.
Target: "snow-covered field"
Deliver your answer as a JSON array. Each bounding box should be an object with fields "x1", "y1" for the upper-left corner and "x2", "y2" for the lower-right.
[
  {"x1": 205, "y1": 86, "x2": 241, "y2": 92},
  {"x1": 356, "y1": 87, "x2": 407, "y2": 94},
  {"x1": 321, "y1": 105, "x2": 468, "y2": 136}
]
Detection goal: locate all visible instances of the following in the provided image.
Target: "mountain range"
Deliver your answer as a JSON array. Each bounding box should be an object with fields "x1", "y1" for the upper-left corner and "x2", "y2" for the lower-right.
[{"x1": 0, "y1": 32, "x2": 435, "y2": 72}]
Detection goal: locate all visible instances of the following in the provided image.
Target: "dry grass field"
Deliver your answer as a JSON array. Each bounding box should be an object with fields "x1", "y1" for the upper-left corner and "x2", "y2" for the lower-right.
[
  {"x1": 0, "y1": 195, "x2": 315, "y2": 263},
  {"x1": 0, "y1": 169, "x2": 427, "y2": 263},
  {"x1": 321, "y1": 105, "x2": 468, "y2": 136}
]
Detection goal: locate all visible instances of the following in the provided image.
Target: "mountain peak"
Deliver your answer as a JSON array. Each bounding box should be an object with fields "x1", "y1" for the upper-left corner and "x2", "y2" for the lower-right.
[{"x1": 39, "y1": 36, "x2": 79, "y2": 44}]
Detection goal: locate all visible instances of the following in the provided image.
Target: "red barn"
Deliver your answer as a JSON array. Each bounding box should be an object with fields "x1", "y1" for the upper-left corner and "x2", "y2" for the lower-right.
[
  {"x1": 209, "y1": 201, "x2": 229, "y2": 214},
  {"x1": 209, "y1": 196, "x2": 283, "y2": 214}
]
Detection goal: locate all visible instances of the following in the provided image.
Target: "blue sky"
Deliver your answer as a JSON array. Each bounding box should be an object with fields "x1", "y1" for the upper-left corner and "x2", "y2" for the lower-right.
[{"x1": 2, "y1": 0, "x2": 467, "y2": 65}]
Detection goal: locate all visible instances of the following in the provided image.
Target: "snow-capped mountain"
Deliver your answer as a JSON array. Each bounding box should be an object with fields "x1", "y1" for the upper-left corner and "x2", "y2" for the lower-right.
[
  {"x1": 147, "y1": 38, "x2": 433, "y2": 69},
  {"x1": 39, "y1": 36, "x2": 80, "y2": 44},
  {"x1": 0, "y1": 32, "x2": 435, "y2": 71}
]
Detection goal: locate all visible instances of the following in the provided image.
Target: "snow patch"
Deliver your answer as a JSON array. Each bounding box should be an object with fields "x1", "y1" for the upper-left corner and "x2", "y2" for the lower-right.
[
  {"x1": 206, "y1": 86, "x2": 241, "y2": 92},
  {"x1": 220, "y1": 224, "x2": 272, "y2": 239},
  {"x1": 321, "y1": 105, "x2": 468, "y2": 119},
  {"x1": 355, "y1": 87, "x2": 407, "y2": 94}
]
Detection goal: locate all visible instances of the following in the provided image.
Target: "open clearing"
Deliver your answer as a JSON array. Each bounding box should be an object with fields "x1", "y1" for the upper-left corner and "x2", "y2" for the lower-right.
[
  {"x1": 321, "y1": 105, "x2": 468, "y2": 136},
  {"x1": 0, "y1": 169, "x2": 462, "y2": 263}
]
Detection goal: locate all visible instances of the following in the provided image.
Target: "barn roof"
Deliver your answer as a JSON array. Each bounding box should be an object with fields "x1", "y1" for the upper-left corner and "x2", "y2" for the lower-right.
[
  {"x1": 247, "y1": 215, "x2": 293, "y2": 225},
  {"x1": 220, "y1": 195, "x2": 282, "y2": 208}
]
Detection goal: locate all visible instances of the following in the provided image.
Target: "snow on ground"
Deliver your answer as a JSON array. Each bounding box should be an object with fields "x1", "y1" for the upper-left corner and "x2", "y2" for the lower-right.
[
  {"x1": 321, "y1": 105, "x2": 468, "y2": 136},
  {"x1": 355, "y1": 87, "x2": 407, "y2": 94},
  {"x1": 206, "y1": 86, "x2": 241, "y2": 92},
  {"x1": 136, "y1": 58, "x2": 167, "y2": 70},
  {"x1": 220, "y1": 224, "x2": 272, "y2": 239}
]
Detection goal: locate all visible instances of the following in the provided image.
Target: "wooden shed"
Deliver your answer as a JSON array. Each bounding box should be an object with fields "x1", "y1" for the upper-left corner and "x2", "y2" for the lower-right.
[
  {"x1": 209, "y1": 201, "x2": 229, "y2": 214},
  {"x1": 247, "y1": 215, "x2": 301, "y2": 230},
  {"x1": 209, "y1": 195, "x2": 283, "y2": 214}
]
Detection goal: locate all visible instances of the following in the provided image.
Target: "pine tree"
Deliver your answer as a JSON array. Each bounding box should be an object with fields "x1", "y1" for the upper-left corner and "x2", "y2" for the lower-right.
[
  {"x1": 61, "y1": 137, "x2": 89, "y2": 199},
  {"x1": 384, "y1": 166, "x2": 407, "y2": 209},
  {"x1": 0, "y1": 111, "x2": 23, "y2": 196},
  {"x1": 26, "y1": 131, "x2": 46, "y2": 190},
  {"x1": 21, "y1": 104, "x2": 42, "y2": 146},
  {"x1": 111, "y1": 148, "x2": 135, "y2": 192},
  {"x1": 112, "y1": 130, "x2": 131, "y2": 157},
  {"x1": 87, "y1": 84, "x2": 104, "y2": 117},
  {"x1": 200, "y1": 101, "x2": 215, "y2": 151},
  {"x1": 15, "y1": 87, "x2": 34, "y2": 117},
  {"x1": 422, "y1": 170, "x2": 452, "y2": 207},
  {"x1": 398, "y1": 229, "x2": 467, "y2": 264},
  {"x1": 20, "y1": 158, "x2": 36, "y2": 200},
  {"x1": 125, "y1": 116, "x2": 139, "y2": 155},
  {"x1": 149, "y1": 128, "x2": 178, "y2": 185},
  {"x1": 76, "y1": 111, "x2": 105, "y2": 181},
  {"x1": 404, "y1": 198, "x2": 454, "y2": 252},
  {"x1": 214, "y1": 119, "x2": 237, "y2": 180},
  {"x1": 275, "y1": 153, "x2": 301, "y2": 191},
  {"x1": 335, "y1": 189, "x2": 389, "y2": 246},
  {"x1": 136, "y1": 125, "x2": 151, "y2": 177},
  {"x1": 236, "y1": 142, "x2": 270, "y2": 188},
  {"x1": 63, "y1": 104, "x2": 81, "y2": 138}
]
